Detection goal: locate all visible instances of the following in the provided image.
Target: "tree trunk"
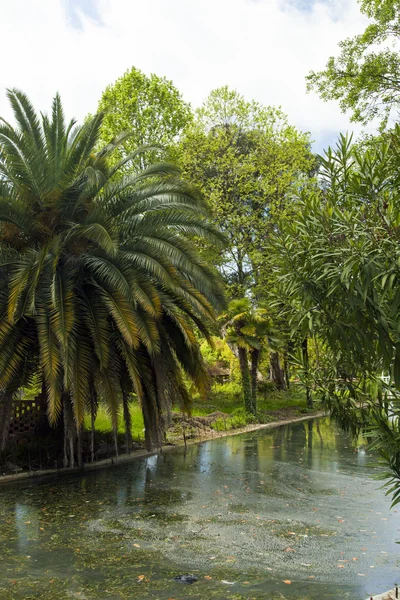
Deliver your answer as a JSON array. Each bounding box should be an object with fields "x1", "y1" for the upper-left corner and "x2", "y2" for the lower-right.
[
  {"x1": 283, "y1": 352, "x2": 290, "y2": 390},
  {"x1": 112, "y1": 418, "x2": 119, "y2": 461},
  {"x1": 122, "y1": 389, "x2": 133, "y2": 454},
  {"x1": 238, "y1": 347, "x2": 253, "y2": 414},
  {"x1": 302, "y1": 337, "x2": 313, "y2": 408},
  {"x1": 77, "y1": 426, "x2": 82, "y2": 468},
  {"x1": 270, "y1": 352, "x2": 286, "y2": 390},
  {"x1": 63, "y1": 403, "x2": 69, "y2": 468},
  {"x1": 69, "y1": 434, "x2": 75, "y2": 468},
  {"x1": 250, "y1": 348, "x2": 260, "y2": 414},
  {"x1": 89, "y1": 382, "x2": 97, "y2": 463},
  {"x1": 141, "y1": 386, "x2": 165, "y2": 451},
  {"x1": 90, "y1": 409, "x2": 95, "y2": 463},
  {"x1": 63, "y1": 394, "x2": 75, "y2": 467},
  {"x1": 284, "y1": 340, "x2": 294, "y2": 390}
]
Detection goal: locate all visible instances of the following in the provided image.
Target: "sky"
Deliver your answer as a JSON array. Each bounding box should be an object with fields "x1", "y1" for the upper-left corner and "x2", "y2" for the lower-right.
[{"x1": 1, "y1": 0, "x2": 370, "y2": 152}]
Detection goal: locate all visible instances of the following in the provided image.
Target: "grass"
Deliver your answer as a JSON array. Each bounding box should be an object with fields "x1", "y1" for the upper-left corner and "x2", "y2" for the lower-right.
[
  {"x1": 190, "y1": 382, "x2": 308, "y2": 416},
  {"x1": 85, "y1": 383, "x2": 310, "y2": 441},
  {"x1": 83, "y1": 404, "x2": 145, "y2": 442}
]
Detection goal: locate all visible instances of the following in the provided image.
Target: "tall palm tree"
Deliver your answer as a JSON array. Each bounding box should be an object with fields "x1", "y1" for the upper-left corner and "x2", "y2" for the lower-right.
[
  {"x1": 0, "y1": 90, "x2": 224, "y2": 459},
  {"x1": 221, "y1": 298, "x2": 275, "y2": 414}
]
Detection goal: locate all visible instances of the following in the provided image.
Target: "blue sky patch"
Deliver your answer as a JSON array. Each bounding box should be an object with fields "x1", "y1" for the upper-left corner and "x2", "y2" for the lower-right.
[{"x1": 64, "y1": 0, "x2": 102, "y2": 29}]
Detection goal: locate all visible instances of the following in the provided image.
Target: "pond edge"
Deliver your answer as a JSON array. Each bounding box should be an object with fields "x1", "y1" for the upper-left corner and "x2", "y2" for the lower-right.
[{"x1": 0, "y1": 411, "x2": 325, "y2": 486}]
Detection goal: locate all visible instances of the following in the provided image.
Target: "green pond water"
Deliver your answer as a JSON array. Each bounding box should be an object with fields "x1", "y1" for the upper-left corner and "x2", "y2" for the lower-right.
[{"x1": 0, "y1": 417, "x2": 399, "y2": 600}]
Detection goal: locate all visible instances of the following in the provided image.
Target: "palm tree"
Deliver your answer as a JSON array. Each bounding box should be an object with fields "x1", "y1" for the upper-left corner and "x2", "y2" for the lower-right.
[
  {"x1": 221, "y1": 298, "x2": 275, "y2": 414},
  {"x1": 0, "y1": 90, "x2": 224, "y2": 459}
]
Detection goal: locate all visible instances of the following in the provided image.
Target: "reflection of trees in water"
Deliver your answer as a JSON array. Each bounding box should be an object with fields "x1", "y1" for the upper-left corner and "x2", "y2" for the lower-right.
[
  {"x1": 271, "y1": 426, "x2": 286, "y2": 462},
  {"x1": 286, "y1": 421, "x2": 307, "y2": 452},
  {"x1": 241, "y1": 436, "x2": 261, "y2": 488}
]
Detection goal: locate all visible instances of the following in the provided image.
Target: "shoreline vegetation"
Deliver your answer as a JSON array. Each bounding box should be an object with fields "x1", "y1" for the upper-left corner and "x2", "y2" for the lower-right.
[
  {"x1": 0, "y1": 407, "x2": 323, "y2": 485},
  {"x1": 1, "y1": 386, "x2": 312, "y2": 478}
]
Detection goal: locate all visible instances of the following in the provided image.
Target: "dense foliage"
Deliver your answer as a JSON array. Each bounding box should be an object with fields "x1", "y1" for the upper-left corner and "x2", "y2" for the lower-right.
[
  {"x1": 0, "y1": 90, "x2": 224, "y2": 462},
  {"x1": 176, "y1": 86, "x2": 314, "y2": 298},
  {"x1": 273, "y1": 130, "x2": 400, "y2": 503}
]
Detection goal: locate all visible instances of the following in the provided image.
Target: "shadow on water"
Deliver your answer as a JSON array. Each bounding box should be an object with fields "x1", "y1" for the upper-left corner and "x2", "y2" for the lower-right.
[{"x1": 0, "y1": 418, "x2": 399, "y2": 599}]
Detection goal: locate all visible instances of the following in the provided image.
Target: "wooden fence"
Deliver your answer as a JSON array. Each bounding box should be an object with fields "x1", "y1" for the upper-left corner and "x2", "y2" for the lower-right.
[{"x1": 8, "y1": 399, "x2": 46, "y2": 441}]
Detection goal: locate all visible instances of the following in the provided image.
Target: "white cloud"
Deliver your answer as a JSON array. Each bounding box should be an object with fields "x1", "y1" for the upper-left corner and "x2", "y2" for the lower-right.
[{"x1": 1, "y1": 0, "x2": 368, "y2": 151}]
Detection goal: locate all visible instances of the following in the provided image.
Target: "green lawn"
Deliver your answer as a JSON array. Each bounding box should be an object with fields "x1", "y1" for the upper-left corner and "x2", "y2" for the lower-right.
[
  {"x1": 189, "y1": 381, "x2": 307, "y2": 415},
  {"x1": 84, "y1": 383, "x2": 309, "y2": 441}
]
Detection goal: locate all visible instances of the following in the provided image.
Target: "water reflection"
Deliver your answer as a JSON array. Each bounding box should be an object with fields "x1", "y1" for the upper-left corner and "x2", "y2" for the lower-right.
[{"x1": 0, "y1": 418, "x2": 399, "y2": 600}]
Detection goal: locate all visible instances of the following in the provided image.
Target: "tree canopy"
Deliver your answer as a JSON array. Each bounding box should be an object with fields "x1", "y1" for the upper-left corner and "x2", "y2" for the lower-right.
[
  {"x1": 307, "y1": 0, "x2": 400, "y2": 126},
  {"x1": 176, "y1": 86, "x2": 314, "y2": 297},
  {"x1": 97, "y1": 66, "x2": 192, "y2": 169}
]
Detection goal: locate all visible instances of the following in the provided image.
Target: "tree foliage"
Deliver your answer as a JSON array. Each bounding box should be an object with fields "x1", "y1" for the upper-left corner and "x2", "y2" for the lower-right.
[
  {"x1": 273, "y1": 130, "x2": 400, "y2": 501},
  {"x1": 97, "y1": 66, "x2": 192, "y2": 169},
  {"x1": 176, "y1": 86, "x2": 314, "y2": 297},
  {"x1": 0, "y1": 89, "x2": 224, "y2": 458},
  {"x1": 307, "y1": 0, "x2": 400, "y2": 126}
]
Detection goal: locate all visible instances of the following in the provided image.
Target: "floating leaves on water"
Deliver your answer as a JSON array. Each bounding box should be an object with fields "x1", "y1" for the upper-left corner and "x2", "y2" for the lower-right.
[{"x1": 283, "y1": 580, "x2": 292, "y2": 584}]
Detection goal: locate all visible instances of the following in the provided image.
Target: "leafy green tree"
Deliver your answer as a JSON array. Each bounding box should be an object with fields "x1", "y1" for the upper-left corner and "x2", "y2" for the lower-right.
[
  {"x1": 0, "y1": 90, "x2": 224, "y2": 460},
  {"x1": 307, "y1": 0, "x2": 400, "y2": 126},
  {"x1": 97, "y1": 66, "x2": 192, "y2": 169},
  {"x1": 176, "y1": 86, "x2": 314, "y2": 297},
  {"x1": 273, "y1": 130, "x2": 400, "y2": 501}
]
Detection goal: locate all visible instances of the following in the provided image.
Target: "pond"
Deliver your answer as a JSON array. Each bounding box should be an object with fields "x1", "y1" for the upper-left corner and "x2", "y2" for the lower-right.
[{"x1": 0, "y1": 417, "x2": 399, "y2": 600}]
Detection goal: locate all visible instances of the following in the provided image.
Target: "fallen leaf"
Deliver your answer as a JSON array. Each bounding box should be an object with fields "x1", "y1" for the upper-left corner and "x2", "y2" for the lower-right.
[
  {"x1": 133, "y1": 544, "x2": 140, "y2": 548},
  {"x1": 283, "y1": 580, "x2": 292, "y2": 585}
]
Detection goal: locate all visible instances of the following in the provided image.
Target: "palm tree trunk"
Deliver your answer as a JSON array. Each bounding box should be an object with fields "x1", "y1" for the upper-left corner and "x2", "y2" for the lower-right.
[
  {"x1": 302, "y1": 337, "x2": 313, "y2": 408},
  {"x1": 238, "y1": 347, "x2": 253, "y2": 414},
  {"x1": 141, "y1": 386, "x2": 165, "y2": 451},
  {"x1": 270, "y1": 352, "x2": 286, "y2": 390},
  {"x1": 63, "y1": 403, "x2": 69, "y2": 468},
  {"x1": 77, "y1": 426, "x2": 82, "y2": 468},
  {"x1": 113, "y1": 423, "x2": 119, "y2": 461},
  {"x1": 250, "y1": 348, "x2": 260, "y2": 414},
  {"x1": 91, "y1": 409, "x2": 95, "y2": 463},
  {"x1": 63, "y1": 394, "x2": 75, "y2": 467},
  {"x1": 69, "y1": 434, "x2": 75, "y2": 468},
  {"x1": 89, "y1": 381, "x2": 97, "y2": 463},
  {"x1": 122, "y1": 389, "x2": 132, "y2": 454}
]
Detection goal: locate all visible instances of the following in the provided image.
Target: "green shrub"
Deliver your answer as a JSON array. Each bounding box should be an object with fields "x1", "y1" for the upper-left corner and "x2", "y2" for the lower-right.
[{"x1": 211, "y1": 407, "x2": 258, "y2": 431}]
